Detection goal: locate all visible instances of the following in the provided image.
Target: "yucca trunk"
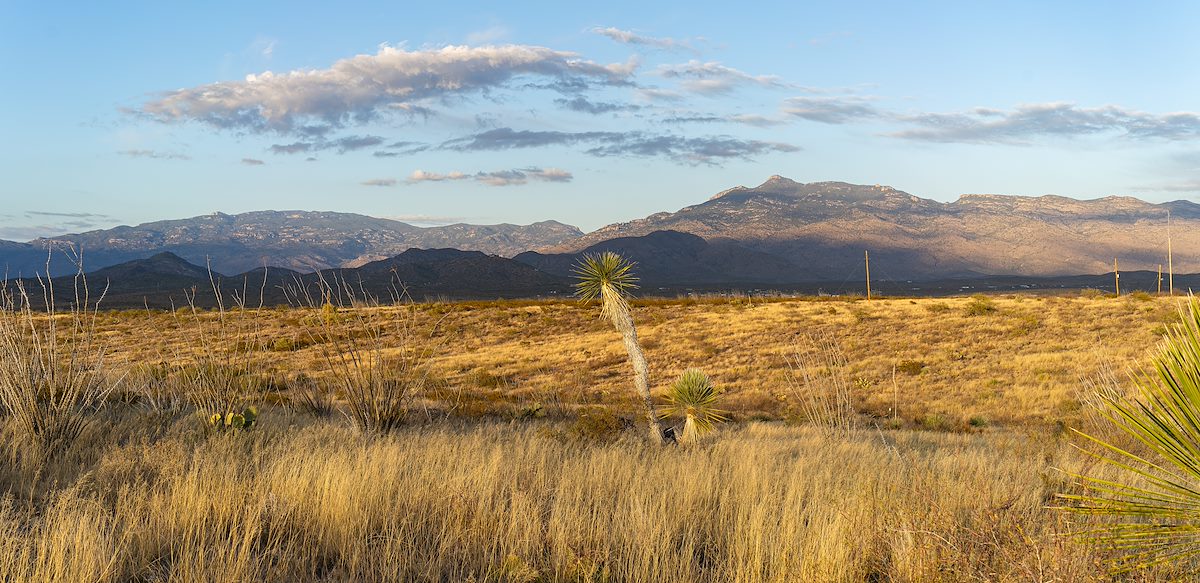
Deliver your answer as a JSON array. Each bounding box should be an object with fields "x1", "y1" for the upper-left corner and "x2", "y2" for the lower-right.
[
  {"x1": 680, "y1": 414, "x2": 699, "y2": 445},
  {"x1": 606, "y1": 293, "x2": 663, "y2": 444}
]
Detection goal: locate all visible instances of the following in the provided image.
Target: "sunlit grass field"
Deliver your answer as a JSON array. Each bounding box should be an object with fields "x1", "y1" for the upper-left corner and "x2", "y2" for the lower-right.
[
  {"x1": 0, "y1": 291, "x2": 1189, "y2": 581},
  {"x1": 96, "y1": 292, "x2": 1174, "y2": 428}
]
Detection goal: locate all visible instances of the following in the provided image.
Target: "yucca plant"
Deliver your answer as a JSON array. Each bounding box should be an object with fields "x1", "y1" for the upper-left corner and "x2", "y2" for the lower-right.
[
  {"x1": 574, "y1": 252, "x2": 663, "y2": 444},
  {"x1": 660, "y1": 369, "x2": 727, "y2": 444},
  {"x1": 1062, "y1": 295, "x2": 1200, "y2": 573}
]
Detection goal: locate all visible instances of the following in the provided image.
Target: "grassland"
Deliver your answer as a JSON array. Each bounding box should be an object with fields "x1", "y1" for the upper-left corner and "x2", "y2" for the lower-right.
[
  {"x1": 0, "y1": 292, "x2": 1190, "y2": 581},
  {"x1": 96, "y1": 293, "x2": 1175, "y2": 429}
]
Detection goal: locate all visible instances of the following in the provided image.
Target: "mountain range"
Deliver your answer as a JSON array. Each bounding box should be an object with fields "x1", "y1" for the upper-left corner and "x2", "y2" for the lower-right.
[
  {"x1": 21, "y1": 249, "x2": 572, "y2": 309},
  {"x1": 2, "y1": 211, "x2": 581, "y2": 277},
  {"x1": 4, "y1": 176, "x2": 1197, "y2": 287}
]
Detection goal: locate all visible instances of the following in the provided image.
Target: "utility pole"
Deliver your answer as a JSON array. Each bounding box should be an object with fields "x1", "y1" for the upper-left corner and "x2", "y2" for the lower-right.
[
  {"x1": 865, "y1": 250, "x2": 872, "y2": 302},
  {"x1": 1114, "y1": 258, "x2": 1120, "y2": 296},
  {"x1": 1158, "y1": 264, "x2": 1164, "y2": 295},
  {"x1": 1168, "y1": 210, "x2": 1175, "y2": 295}
]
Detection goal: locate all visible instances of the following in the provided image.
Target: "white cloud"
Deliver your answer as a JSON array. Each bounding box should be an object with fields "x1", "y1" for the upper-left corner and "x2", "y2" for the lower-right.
[
  {"x1": 407, "y1": 167, "x2": 573, "y2": 186},
  {"x1": 141, "y1": 44, "x2": 636, "y2": 135},
  {"x1": 591, "y1": 27, "x2": 697, "y2": 53},
  {"x1": 658, "y1": 60, "x2": 788, "y2": 95},
  {"x1": 118, "y1": 149, "x2": 191, "y2": 160},
  {"x1": 361, "y1": 178, "x2": 398, "y2": 187}
]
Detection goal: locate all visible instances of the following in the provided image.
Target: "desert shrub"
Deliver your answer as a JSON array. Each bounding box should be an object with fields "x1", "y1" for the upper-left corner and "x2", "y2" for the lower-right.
[
  {"x1": 963, "y1": 295, "x2": 997, "y2": 316},
  {"x1": 924, "y1": 302, "x2": 951, "y2": 314},
  {"x1": 964, "y1": 295, "x2": 997, "y2": 316},
  {"x1": 896, "y1": 359, "x2": 925, "y2": 376},
  {"x1": 288, "y1": 373, "x2": 335, "y2": 418},
  {"x1": 786, "y1": 335, "x2": 857, "y2": 435},
  {"x1": 0, "y1": 272, "x2": 114, "y2": 458},
  {"x1": 294, "y1": 278, "x2": 443, "y2": 433}
]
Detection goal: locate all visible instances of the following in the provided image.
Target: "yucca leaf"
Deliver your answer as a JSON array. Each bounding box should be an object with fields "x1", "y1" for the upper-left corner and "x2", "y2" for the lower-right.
[{"x1": 1062, "y1": 295, "x2": 1200, "y2": 573}]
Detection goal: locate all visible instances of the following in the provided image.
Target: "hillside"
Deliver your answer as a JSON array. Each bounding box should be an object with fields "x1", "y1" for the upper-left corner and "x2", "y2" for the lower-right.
[
  {"x1": 545, "y1": 176, "x2": 1200, "y2": 281},
  {"x1": 0, "y1": 211, "x2": 581, "y2": 277}
]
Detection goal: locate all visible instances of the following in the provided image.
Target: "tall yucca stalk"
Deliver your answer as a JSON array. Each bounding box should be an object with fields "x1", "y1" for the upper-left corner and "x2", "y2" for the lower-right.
[
  {"x1": 1063, "y1": 295, "x2": 1200, "y2": 573},
  {"x1": 660, "y1": 369, "x2": 727, "y2": 444},
  {"x1": 574, "y1": 252, "x2": 663, "y2": 444}
]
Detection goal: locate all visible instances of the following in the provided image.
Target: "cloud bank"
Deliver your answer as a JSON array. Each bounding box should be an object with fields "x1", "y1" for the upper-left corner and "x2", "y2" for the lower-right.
[
  {"x1": 442, "y1": 127, "x2": 797, "y2": 165},
  {"x1": 140, "y1": 44, "x2": 636, "y2": 135}
]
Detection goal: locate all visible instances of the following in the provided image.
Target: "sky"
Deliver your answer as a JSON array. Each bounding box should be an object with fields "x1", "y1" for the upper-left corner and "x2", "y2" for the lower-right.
[{"x1": 2, "y1": 0, "x2": 1199, "y2": 240}]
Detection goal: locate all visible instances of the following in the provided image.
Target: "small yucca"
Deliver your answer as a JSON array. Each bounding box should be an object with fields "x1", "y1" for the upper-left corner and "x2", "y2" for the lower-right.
[{"x1": 660, "y1": 369, "x2": 727, "y2": 444}]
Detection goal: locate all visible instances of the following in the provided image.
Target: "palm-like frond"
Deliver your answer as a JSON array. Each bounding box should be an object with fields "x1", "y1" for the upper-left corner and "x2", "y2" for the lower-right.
[
  {"x1": 573, "y1": 252, "x2": 638, "y2": 306},
  {"x1": 660, "y1": 369, "x2": 728, "y2": 435},
  {"x1": 1062, "y1": 295, "x2": 1200, "y2": 573}
]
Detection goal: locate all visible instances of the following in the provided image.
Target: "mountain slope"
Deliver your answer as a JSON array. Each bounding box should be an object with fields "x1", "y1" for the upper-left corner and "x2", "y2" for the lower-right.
[
  {"x1": 3, "y1": 211, "x2": 582, "y2": 276},
  {"x1": 544, "y1": 176, "x2": 1200, "y2": 280},
  {"x1": 12, "y1": 248, "x2": 570, "y2": 309},
  {"x1": 515, "y1": 231, "x2": 803, "y2": 285}
]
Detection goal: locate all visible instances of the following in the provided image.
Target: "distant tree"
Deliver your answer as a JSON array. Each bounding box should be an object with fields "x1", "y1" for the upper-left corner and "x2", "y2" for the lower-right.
[{"x1": 574, "y1": 252, "x2": 663, "y2": 444}]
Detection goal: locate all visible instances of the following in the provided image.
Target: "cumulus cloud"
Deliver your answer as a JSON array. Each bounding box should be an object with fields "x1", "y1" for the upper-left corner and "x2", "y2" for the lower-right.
[
  {"x1": 408, "y1": 167, "x2": 573, "y2": 186},
  {"x1": 591, "y1": 27, "x2": 697, "y2": 53},
  {"x1": 783, "y1": 96, "x2": 882, "y2": 124},
  {"x1": 442, "y1": 127, "x2": 797, "y2": 165},
  {"x1": 361, "y1": 178, "x2": 398, "y2": 187},
  {"x1": 889, "y1": 103, "x2": 1200, "y2": 144},
  {"x1": 658, "y1": 60, "x2": 787, "y2": 95},
  {"x1": 140, "y1": 44, "x2": 636, "y2": 135},
  {"x1": 241, "y1": 158, "x2": 265, "y2": 165},
  {"x1": 118, "y1": 149, "x2": 190, "y2": 160}
]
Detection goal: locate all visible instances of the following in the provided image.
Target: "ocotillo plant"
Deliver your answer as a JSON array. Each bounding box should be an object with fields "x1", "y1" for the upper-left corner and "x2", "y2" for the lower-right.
[{"x1": 574, "y1": 252, "x2": 663, "y2": 444}]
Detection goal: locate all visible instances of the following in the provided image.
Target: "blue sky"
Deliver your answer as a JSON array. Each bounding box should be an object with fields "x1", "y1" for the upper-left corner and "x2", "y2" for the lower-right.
[{"x1": 2, "y1": 0, "x2": 1199, "y2": 240}]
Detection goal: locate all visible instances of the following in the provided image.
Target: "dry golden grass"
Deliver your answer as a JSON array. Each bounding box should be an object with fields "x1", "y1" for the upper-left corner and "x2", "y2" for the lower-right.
[
  {"x1": 1, "y1": 292, "x2": 1190, "y2": 581},
  {"x1": 95, "y1": 293, "x2": 1177, "y2": 429},
  {"x1": 0, "y1": 411, "x2": 1179, "y2": 582}
]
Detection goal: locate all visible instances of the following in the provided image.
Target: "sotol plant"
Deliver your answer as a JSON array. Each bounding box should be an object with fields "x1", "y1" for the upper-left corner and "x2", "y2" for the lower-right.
[
  {"x1": 574, "y1": 252, "x2": 663, "y2": 444},
  {"x1": 1063, "y1": 295, "x2": 1200, "y2": 573},
  {"x1": 660, "y1": 369, "x2": 727, "y2": 444}
]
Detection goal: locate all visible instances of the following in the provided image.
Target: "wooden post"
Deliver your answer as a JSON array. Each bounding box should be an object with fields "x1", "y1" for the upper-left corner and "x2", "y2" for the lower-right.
[
  {"x1": 1159, "y1": 264, "x2": 1164, "y2": 295},
  {"x1": 865, "y1": 250, "x2": 872, "y2": 302},
  {"x1": 1114, "y1": 258, "x2": 1120, "y2": 296}
]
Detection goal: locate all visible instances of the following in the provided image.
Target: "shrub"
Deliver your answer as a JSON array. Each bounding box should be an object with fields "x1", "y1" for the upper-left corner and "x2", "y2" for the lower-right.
[
  {"x1": 963, "y1": 295, "x2": 997, "y2": 316},
  {"x1": 0, "y1": 272, "x2": 113, "y2": 458},
  {"x1": 924, "y1": 302, "x2": 951, "y2": 314},
  {"x1": 896, "y1": 359, "x2": 925, "y2": 376}
]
